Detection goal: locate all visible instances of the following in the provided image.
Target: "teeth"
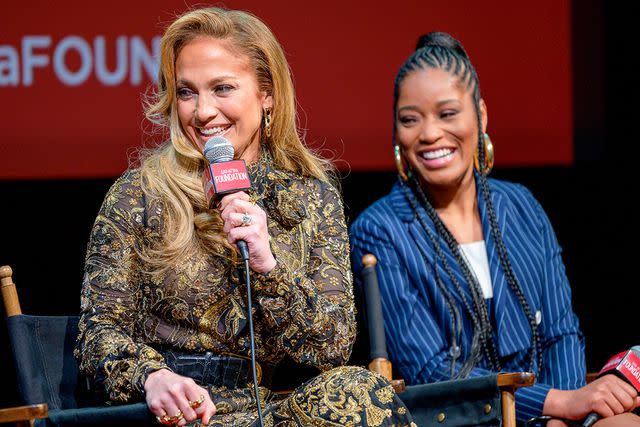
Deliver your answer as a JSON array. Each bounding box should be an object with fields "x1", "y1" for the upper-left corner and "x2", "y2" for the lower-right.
[
  {"x1": 199, "y1": 126, "x2": 228, "y2": 136},
  {"x1": 422, "y1": 148, "x2": 453, "y2": 160}
]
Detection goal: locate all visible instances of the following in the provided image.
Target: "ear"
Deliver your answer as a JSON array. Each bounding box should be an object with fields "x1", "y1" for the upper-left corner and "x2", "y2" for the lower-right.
[
  {"x1": 479, "y1": 98, "x2": 488, "y2": 133},
  {"x1": 261, "y1": 92, "x2": 273, "y2": 110}
]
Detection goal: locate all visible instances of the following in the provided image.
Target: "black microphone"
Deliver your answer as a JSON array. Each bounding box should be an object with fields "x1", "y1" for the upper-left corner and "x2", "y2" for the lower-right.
[
  {"x1": 202, "y1": 136, "x2": 251, "y2": 261},
  {"x1": 582, "y1": 346, "x2": 640, "y2": 427},
  {"x1": 203, "y1": 136, "x2": 264, "y2": 426}
]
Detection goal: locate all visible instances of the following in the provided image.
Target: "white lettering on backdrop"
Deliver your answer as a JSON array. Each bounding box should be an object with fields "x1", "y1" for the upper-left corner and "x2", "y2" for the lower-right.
[{"x1": 0, "y1": 35, "x2": 161, "y2": 87}]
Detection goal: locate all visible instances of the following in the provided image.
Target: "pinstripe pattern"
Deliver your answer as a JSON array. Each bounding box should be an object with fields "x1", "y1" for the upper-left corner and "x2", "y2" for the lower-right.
[{"x1": 350, "y1": 178, "x2": 586, "y2": 422}]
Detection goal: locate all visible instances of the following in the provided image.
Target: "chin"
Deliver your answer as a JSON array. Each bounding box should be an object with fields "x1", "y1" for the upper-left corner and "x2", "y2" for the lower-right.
[{"x1": 416, "y1": 169, "x2": 469, "y2": 189}]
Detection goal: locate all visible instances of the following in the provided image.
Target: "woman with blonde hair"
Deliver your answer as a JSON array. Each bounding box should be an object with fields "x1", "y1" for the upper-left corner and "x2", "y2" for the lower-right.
[{"x1": 75, "y1": 7, "x2": 414, "y2": 427}]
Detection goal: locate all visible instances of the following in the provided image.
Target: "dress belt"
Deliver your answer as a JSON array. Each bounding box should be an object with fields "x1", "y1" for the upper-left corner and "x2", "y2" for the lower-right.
[{"x1": 159, "y1": 349, "x2": 274, "y2": 389}]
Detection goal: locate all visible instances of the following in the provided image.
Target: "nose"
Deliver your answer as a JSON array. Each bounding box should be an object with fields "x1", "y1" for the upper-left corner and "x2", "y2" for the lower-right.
[
  {"x1": 194, "y1": 94, "x2": 218, "y2": 125},
  {"x1": 419, "y1": 118, "x2": 444, "y2": 144}
]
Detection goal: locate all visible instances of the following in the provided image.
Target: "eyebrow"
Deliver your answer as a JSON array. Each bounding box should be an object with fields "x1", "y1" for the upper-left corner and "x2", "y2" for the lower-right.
[
  {"x1": 397, "y1": 99, "x2": 461, "y2": 113},
  {"x1": 176, "y1": 75, "x2": 238, "y2": 86}
]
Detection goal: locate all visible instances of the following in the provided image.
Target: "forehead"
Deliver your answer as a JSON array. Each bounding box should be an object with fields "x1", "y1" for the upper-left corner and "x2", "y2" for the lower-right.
[
  {"x1": 398, "y1": 67, "x2": 471, "y2": 104},
  {"x1": 175, "y1": 36, "x2": 253, "y2": 77}
]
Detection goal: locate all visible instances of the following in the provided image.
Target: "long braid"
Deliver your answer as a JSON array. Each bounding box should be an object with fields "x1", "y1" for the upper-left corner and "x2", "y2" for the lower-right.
[
  {"x1": 476, "y1": 160, "x2": 543, "y2": 371},
  {"x1": 469, "y1": 58, "x2": 542, "y2": 370},
  {"x1": 400, "y1": 181, "x2": 467, "y2": 376},
  {"x1": 408, "y1": 178, "x2": 501, "y2": 372},
  {"x1": 393, "y1": 31, "x2": 542, "y2": 376}
]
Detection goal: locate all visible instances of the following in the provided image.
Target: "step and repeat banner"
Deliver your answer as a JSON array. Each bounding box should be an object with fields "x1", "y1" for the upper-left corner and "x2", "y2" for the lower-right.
[{"x1": 0, "y1": 0, "x2": 571, "y2": 179}]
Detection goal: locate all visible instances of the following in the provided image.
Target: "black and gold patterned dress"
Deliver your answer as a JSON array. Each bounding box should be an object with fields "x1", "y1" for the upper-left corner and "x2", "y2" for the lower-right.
[{"x1": 75, "y1": 151, "x2": 415, "y2": 426}]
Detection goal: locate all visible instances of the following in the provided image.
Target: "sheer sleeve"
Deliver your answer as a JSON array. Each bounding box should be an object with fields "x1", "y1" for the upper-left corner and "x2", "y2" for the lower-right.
[
  {"x1": 251, "y1": 180, "x2": 356, "y2": 370},
  {"x1": 75, "y1": 171, "x2": 168, "y2": 403}
]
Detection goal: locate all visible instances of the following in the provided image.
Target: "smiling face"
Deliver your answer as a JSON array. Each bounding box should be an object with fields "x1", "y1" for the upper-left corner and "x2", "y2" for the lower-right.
[
  {"x1": 175, "y1": 36, "x2": 273, "y2": 163},
  {"x1": 395, "y1": 67, "x2": 487, "y2": 191}
]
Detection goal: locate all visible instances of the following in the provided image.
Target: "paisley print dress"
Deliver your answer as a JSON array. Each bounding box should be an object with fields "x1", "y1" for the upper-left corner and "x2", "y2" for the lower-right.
[{"x1": 75, "y1": 151, "x2": 415, "y2": 426}]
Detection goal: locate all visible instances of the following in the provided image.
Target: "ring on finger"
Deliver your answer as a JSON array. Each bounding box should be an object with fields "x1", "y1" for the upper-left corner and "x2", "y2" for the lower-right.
[
  {"x1": 241, "y1": 213, "x2": 252, "y2": 226},
  {"x1": 156, "y1": 414, "x2": 173, "y2": 426},
  {"x1": 189, "y1": 395, "x2": 205, "y2": 408},
  {"x1": 168, "y1": 411, "x2": 183, "y2": 426}
]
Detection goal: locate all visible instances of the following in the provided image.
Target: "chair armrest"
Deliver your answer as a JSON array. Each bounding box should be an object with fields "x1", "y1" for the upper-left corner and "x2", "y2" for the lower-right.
[
  {"x1": 0, "y1": 403, "x2": 48, "y2": 423},
  {"x1": 497, "y1": 372, "x2": 535, "y2": 389},
  {"x1": 368, "y1": 357, "x2": 406, "y2": 393},
  {"x1": 497, "y1": 372, "x2": 536, "y2": 427}
]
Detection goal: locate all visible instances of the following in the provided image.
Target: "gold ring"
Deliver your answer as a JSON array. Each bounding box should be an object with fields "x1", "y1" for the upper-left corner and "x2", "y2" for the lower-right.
[
  {"x1": 189, "y1": 395, "x2": 205, "y2": 408},
  {"x1": 156, "y1": 414, "x2": 173, "y2": 425}
]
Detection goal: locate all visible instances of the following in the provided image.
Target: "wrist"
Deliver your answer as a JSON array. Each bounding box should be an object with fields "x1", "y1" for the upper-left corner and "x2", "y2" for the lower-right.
[
  {"x1": 543, "y1": 388, "x2": 569, "y2": 418},
  {"x1": 261, "y1": 257, "x2": 277, "y2": 273},
  {"x1": 144, "y1": 368, "x2": 171, "y2": 392}
]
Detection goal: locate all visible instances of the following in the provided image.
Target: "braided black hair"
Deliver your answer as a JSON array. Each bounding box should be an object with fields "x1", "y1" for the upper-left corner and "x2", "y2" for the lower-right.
[{"x1": 394, "y1": 31, "x2": 542, "y2": 375}]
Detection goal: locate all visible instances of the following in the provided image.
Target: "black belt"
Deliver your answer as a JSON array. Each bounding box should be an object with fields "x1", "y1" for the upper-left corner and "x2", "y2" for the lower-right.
[{"x1": 160, "y1": 349, "x2": 274, "y2": 389}]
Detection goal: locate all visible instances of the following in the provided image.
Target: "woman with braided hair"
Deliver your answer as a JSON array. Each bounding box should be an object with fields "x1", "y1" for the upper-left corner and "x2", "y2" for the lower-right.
[{"x1": 350, "y1": 32, "x2": 640, "y2": 426}]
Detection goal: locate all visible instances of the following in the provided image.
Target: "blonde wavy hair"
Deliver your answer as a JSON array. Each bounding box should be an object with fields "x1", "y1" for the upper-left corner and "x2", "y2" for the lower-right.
[{"x1": 140, "y1": 7, "x2": 332, "y2": 269}]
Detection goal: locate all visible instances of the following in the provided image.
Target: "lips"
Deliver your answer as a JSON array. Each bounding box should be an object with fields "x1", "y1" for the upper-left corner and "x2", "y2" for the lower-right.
[
  {"x1": 197, "y1": 124, "x2": 231, "y2": 138},
  {"x1": 417, "y1": 147, "x2": 457, "y2": 168},
  {"x1": 420, "y1": 148, "x2": 454, "y2": 160}
]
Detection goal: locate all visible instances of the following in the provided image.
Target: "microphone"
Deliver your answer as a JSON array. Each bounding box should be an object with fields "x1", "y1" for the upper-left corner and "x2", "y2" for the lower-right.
[
  {"x1": 202, "y1": 136, "x2": 251, "y2": 261},
  {"x1": 582, "y1": 346, "x2": 640, "y2": 427},
  {"x1": 203, "y1": 136, "x2": 264, "y2": 426}
]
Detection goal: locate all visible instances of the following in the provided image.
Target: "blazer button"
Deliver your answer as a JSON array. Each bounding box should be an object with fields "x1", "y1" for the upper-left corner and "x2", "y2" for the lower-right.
[{"x1": 437, "y1": 413, "x2": 446, "y2": 422}]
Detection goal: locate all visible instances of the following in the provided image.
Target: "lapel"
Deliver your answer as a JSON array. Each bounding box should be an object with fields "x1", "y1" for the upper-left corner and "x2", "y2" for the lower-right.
[
  {"x1": 478, "y1": 179, "x2": 532, "y2": 357},
  {"x1": 390, "y1": 182, "x2": 476, "y2": 311}
]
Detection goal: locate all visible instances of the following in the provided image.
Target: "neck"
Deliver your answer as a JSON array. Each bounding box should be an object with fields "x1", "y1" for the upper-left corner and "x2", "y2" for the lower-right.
[
  {"x1": 424, "y1": 169, "x2": 477, "y2": 212},
  {"x1": 422, "y1": 169, "x2": 483, "y2": 243}
]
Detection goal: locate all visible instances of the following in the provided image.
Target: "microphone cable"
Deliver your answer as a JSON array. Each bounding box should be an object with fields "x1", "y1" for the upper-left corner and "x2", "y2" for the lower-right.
[{"x1": 240, "y1": 247, "x2": 265, "y2": 427}]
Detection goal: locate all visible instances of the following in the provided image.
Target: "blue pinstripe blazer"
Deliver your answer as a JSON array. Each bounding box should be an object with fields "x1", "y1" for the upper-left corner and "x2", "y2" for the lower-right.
[{"x1": 350, "y1": 178, "x2": 586, "y2": 422}]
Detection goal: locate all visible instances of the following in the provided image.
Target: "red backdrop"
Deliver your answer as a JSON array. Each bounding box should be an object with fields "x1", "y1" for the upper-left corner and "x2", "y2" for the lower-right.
[{"x1": 0, "y1": 0, "x2": 572, "y2": 179}]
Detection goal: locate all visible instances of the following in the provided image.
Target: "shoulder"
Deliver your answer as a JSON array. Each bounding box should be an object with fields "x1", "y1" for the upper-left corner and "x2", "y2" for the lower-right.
[
  {"x1": 102, "y1": 169, "x2": 144, "y2": 207},
  {"x1": 98, "y1": 168, "x2": 147, "y2": 223},
  {"x1": 264, "y1": 169, "x2": 345, "y2": 228},
  {"x1": 486, "y1": 178, "x2": 536, "y2": 202},
  {"x1": 486, "y1": 177, "x2": 548, "y2": 229},
  {"x1": 283, "y1": 171, "x2": 343, "y2": 206}
]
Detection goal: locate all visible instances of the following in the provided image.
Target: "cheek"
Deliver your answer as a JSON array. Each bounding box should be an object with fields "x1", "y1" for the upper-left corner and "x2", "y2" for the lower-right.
[
  {"x1": 396, "y1": 128, "x2": 417, "y2": 150},
  {"x1": 176, "y1": 101, "x2": 193, "y2": 129}
]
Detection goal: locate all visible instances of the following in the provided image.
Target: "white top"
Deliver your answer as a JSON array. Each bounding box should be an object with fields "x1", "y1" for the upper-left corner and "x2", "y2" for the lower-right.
[{"x1": 459, "y1": 240, "x2": 493, "y2": 299}]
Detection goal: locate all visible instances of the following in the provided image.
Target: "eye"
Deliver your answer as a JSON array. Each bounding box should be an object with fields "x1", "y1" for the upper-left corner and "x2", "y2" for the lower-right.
[
  {"x1": 176, "y1": 87, "x2": 194, "y2": 100},
  {"x1": 398, "y1": 115, "x2": 417, "y2": 126},
  {"x1": 441, "y1": 110, "x2": 458, "y2": 119},
  {"x1": 214, "y1": 84, "x2": 235, "y2": 95}
]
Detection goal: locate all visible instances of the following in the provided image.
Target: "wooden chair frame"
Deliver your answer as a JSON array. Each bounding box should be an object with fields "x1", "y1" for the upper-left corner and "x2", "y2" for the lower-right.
[{"x1": 0, "y1": 266, "x2": 48, "y2": 426}]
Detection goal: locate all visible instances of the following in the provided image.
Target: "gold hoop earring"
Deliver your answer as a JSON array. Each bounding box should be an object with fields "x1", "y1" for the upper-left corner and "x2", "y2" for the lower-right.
[
  {"x1": 474, "y1": 132, "x2": 494, "y2": 175},
  {"x1": 394, "y1": 144, "x2": 408, "y2": 181},
  {"x1": 263, "y1": 107, "x2": 272, "y2": 139}
]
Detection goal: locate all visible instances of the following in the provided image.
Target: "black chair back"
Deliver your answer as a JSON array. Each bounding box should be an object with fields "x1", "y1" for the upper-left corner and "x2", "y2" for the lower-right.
[
  {"x1": 6, "y1": 314, "x2": 152, "y2": 426},
  {"x1": 401, "y1": 376, "x2": 502, "y2": 426},
  {"x1": 7, "y1": 315, "x2": 86, "y2": 409}
]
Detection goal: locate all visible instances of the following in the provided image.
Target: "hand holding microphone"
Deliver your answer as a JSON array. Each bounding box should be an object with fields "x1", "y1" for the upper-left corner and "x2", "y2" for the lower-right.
[
  {"x1": 203, "y1": 137, "x2": 276, "y2": 273},
  {"x1": 219, "y1": 191, "x2": 276, "y2": 273},
  {"x1": 541, "y1": 347, "x2": 640, "y2": 427},
  {"x1": 581, "y1": 346, "x2": 640, "y2": 426}
]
